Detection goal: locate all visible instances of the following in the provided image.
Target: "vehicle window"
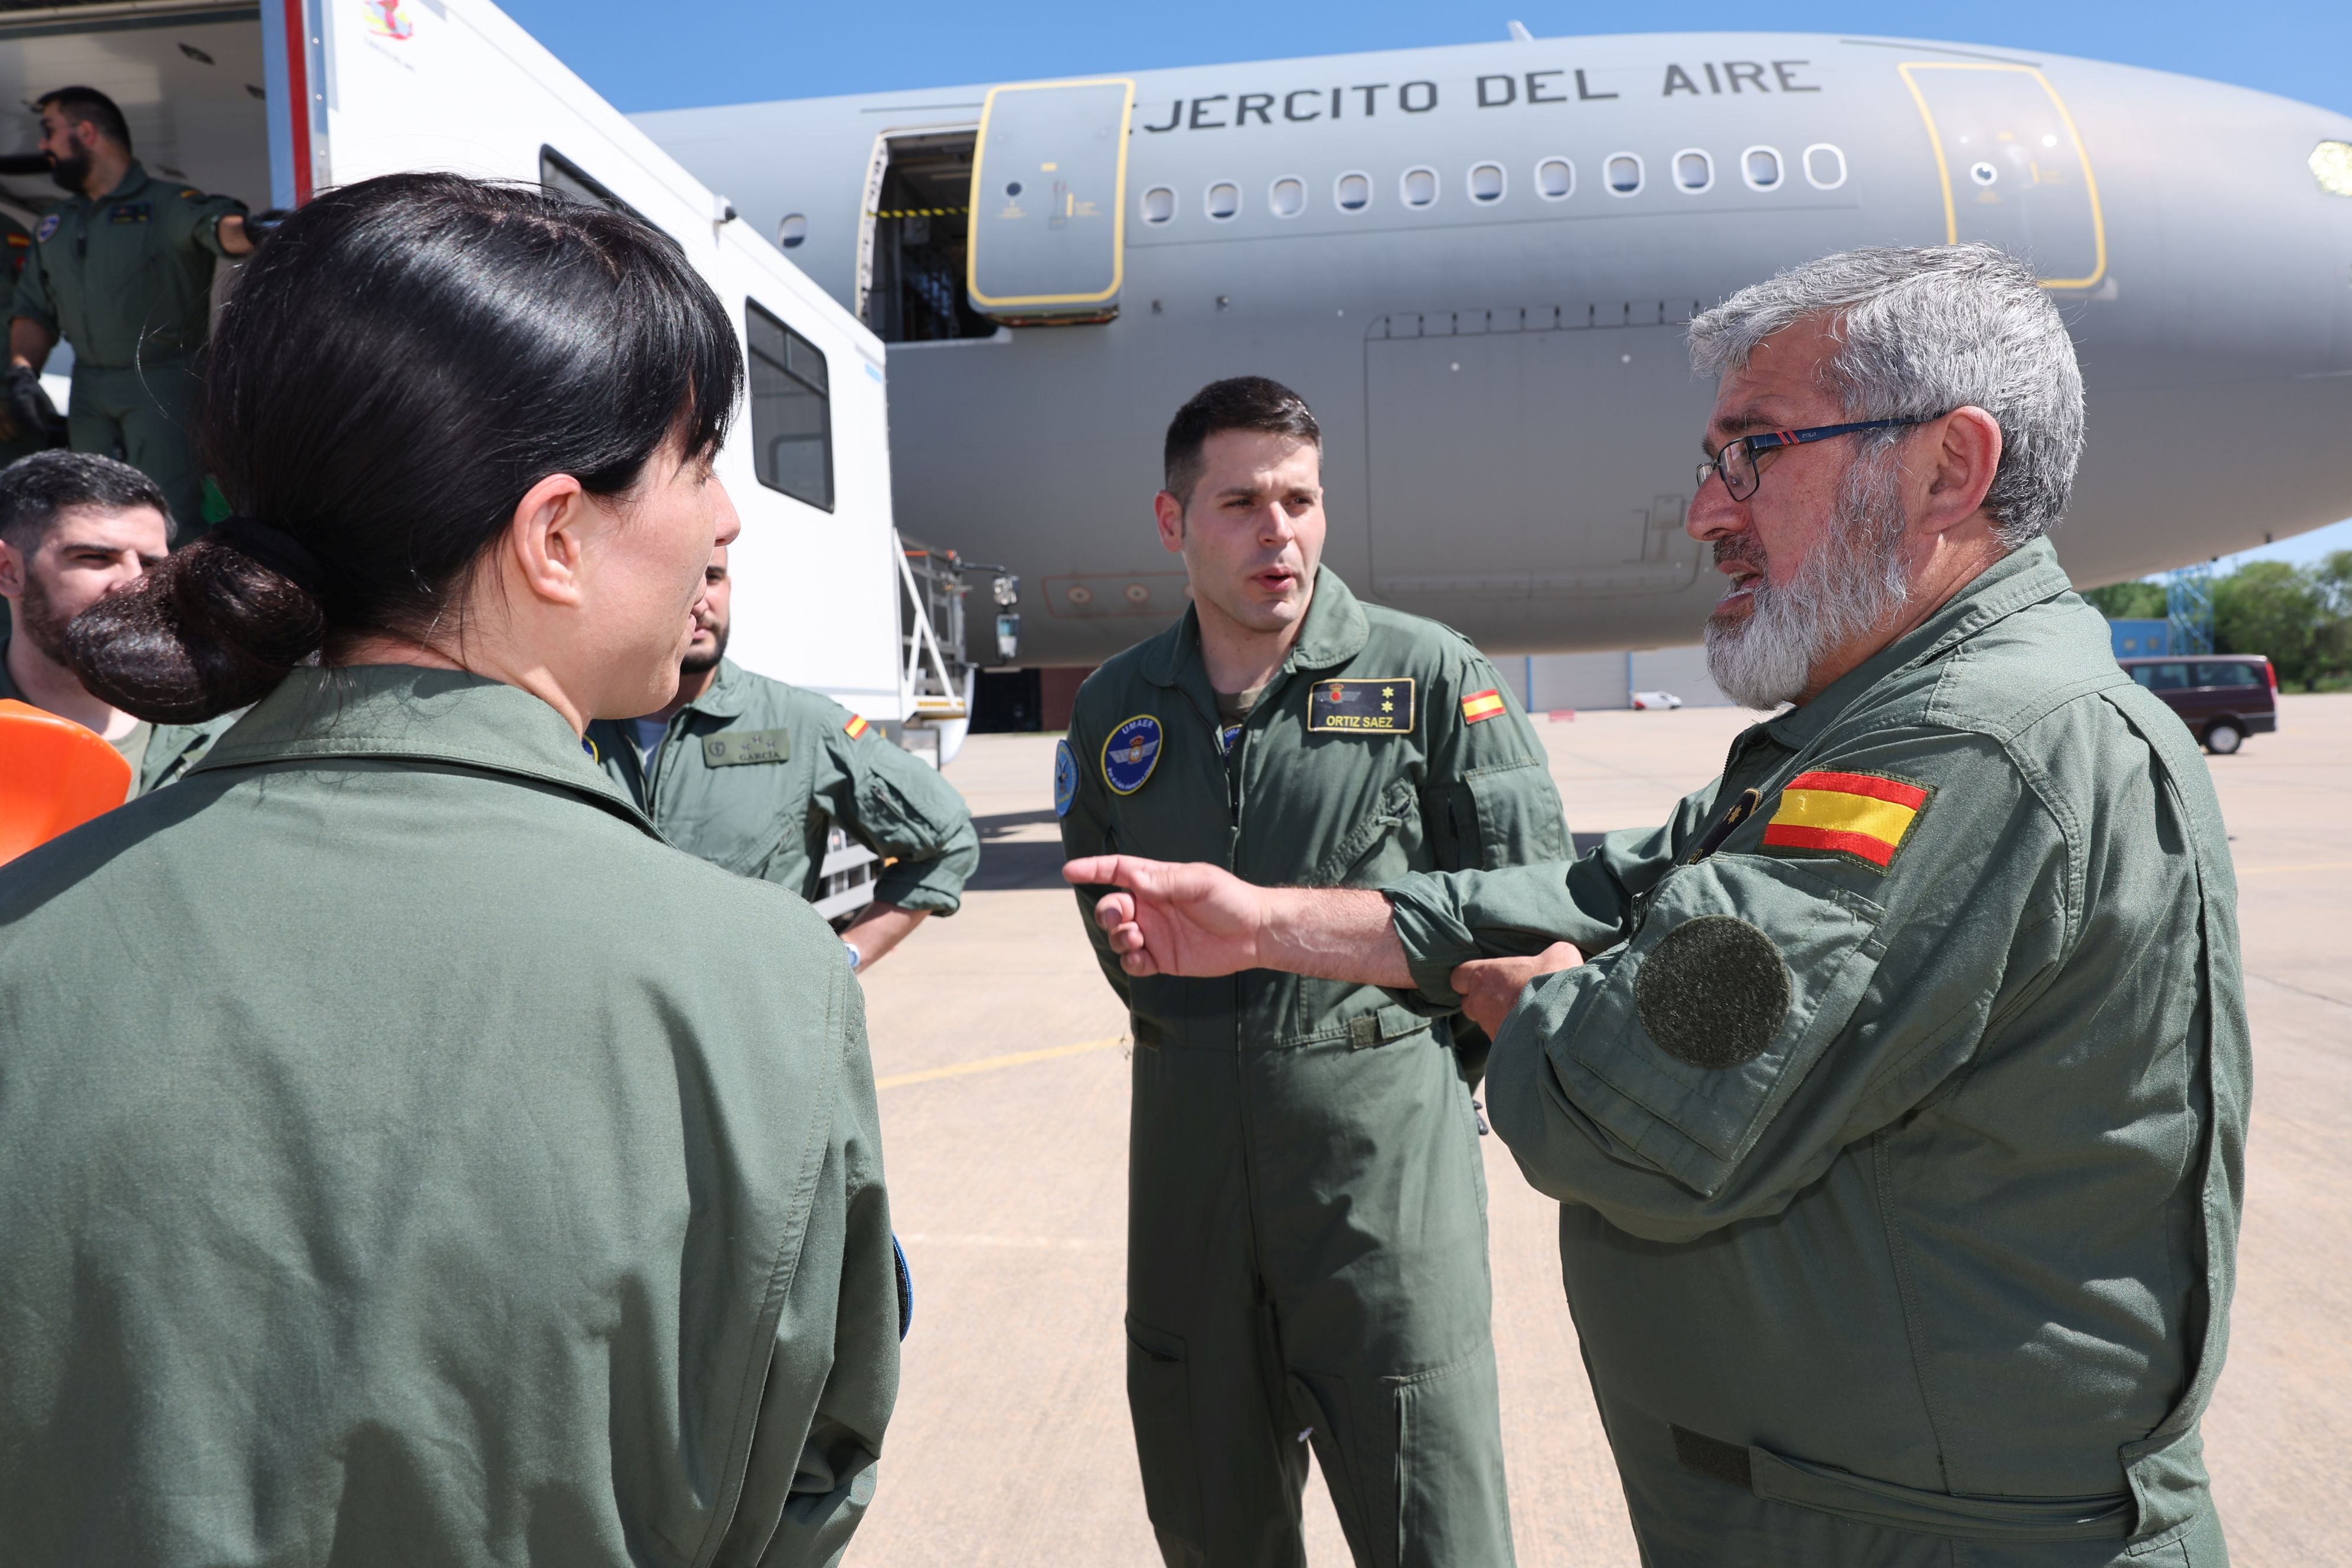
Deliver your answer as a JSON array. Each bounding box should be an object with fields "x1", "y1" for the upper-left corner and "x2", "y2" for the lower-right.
[
  {"x1": 1141, "y1": 185, "x2": 1175, "y2": 224},
  {"x1": 2142, "y1": 662, "x2": 2191, "y2": 691},
  {"x1": 1206, "y1": 181, "x2": 1240, "y2": 220},
  {"x1": 745, "y1": 300, "x2": 832, "y2": 511},
  {"x1": 1606, "y1": 153, "x2": 1644, "y2": 195},
  {"x1": 1468, "y1": 162, "x2": 1505, "y2": 202},
  {"x1": 2197, "y1": 662, "x2": 2260, "y2": 688},
  {"x1": 1400, "y1": 166, "x2": 1438, "y2": 207},
  {"x1": 1743, "y1": 146, "x2": 1783, "y2": 190},
  {"x1": 540, "y1": 146, "x2": 659, "y2": 234},
  {"x1": 1269, "y1": 177, "x2": 1305, "y2": 217},
  {"x1": 1673, "y1": 149, "x2": 1713, "y2": 192},
  {"x1": 1334, "y1": 171, "x2": 1372, "y2": 211},
  {"x1": 1535, "y1": 157, "x2": 1574, "y2": 199},
  {"x1": 1803, "y1": 143, "x2": 1848, "y2": 190}
]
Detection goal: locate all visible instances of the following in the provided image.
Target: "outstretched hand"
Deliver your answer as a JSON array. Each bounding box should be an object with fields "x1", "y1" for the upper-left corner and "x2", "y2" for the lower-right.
[
  {"x1": 1063, "y1": 855, "x2": 1266, "y2": 978},
  {"x1": 1450, "y1": 942, "x2": 1585, "y2": 1035}
]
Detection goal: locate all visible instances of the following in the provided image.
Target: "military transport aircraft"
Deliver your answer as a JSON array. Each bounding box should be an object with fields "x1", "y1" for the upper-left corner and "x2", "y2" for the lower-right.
[{"x1": 641, "y1": 30, "x2": 2352, "y2": 666}]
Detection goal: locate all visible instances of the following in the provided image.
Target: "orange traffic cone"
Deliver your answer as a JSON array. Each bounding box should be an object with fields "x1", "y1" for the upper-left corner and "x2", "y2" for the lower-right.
[{"x1": 0, "y1": 697, "x2": 133, "y2": 864}]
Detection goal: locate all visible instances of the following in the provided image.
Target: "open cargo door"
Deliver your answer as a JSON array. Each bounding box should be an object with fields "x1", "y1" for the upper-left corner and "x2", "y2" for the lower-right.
[{"x1": 965, "y1": 78, "x2": 1132, "y2": 325}]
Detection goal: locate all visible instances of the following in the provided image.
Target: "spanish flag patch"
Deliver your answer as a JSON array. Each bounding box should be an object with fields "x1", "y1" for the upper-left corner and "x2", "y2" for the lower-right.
[
  {"x1": 844, "y1": 714, "x2": 869, "y2": 739},
  {"x1": 1760, "y1": 770, "x2": 1929, "y2": 871},
  {"x1": 1460, "y1": 688, "x2": 1507, "y2": 724}
]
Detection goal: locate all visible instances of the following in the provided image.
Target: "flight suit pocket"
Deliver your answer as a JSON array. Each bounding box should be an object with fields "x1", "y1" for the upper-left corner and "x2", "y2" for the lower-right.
[
  {"x1": 1390, "y1": 1350, "x2": 1511, "y2": 1568},
  {"x1": 1449, "y1": 756, "x2": 1568, "y2": 867},
  {"x1": 1125, "y1": 1319, "x2": 1207, "y2": 1552},
  {"x1": 1313, "y1": 779, "x2": 1419, "y2": 887},
  {"x1": 1563, "y1": 855, "x2": 1887, "y2": 1193}
]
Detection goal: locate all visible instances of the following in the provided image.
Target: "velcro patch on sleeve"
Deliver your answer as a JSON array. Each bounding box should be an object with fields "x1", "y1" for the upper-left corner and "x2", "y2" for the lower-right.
[
  {"x1": 1460, "y1": 688, "x2": 1507, "y2": 724},
  {"x1": 844, "y1": 714, "x2": 869, "y2": 739},
  {"x1": 1760, "y1": 770, "x2": 1929, "y2": 871}
]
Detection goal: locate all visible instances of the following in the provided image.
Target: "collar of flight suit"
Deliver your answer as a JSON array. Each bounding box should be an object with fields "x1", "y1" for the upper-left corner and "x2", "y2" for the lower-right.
[
  {"x1": 1754, "y1": 536, "x2": 2075, "y2": 755},
  {"x1": 1138, "y1": 564, "x2": 1371, "y2": 697},
  {"x1": 667, "y1": 655, "x2": 752, "y2": 724},
  {"x1": 69, "y1": 161, "x2": 152, "y2": 214},
  {"x1": 190, "y1": 662, "x2": 659, "y2": 835}
]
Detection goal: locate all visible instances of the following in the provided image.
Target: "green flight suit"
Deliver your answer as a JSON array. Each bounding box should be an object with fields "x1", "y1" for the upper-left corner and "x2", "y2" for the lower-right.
[
  {"x1": 0, "y1": 634, "x2": 232, "y2": 797},
  {"x1": 587, "y1": 656, "x2": 979, "y2": 916},
  {"x1": 0, "y1": 214, "x2": 48, "y2": 464},
  {"x1": 1061, "y1": 567, "x2": 1569, "y2": 1568},
  {"x1": 0, "y1": 664, "x2": 900, "y2": 1566},
  {"x1": 1384, "y1": 541, "x2": 2248, "y2": 1566},
  {"x1": 10, "y1": 162, "x2": 244, "y2": 535}
]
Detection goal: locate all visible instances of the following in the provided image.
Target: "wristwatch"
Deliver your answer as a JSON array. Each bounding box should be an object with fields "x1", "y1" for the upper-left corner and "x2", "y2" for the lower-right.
[{"x1": 844, "y1": 940, "x2": 863, "y2": 972}]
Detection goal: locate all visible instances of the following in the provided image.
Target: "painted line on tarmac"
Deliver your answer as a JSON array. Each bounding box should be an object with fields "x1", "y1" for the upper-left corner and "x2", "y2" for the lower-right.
[
  {"x1": 877, "y1": 1034, "x2": 1125, "y2": 1090},
  {"x1": 2237, "y1": 860, "x2": 2352, "y2": 876}
]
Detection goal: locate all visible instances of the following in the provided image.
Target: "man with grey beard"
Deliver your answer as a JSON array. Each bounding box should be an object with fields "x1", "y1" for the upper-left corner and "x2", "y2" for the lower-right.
[{"x1": 1063, "y1": 244, "x2": 2248, "y2": 1565}]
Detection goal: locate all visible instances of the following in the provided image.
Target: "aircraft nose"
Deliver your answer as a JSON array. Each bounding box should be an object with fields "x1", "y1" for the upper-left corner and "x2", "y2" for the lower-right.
[{"x1": 2051, "y1": 73, "x2": 2352, "y2": 582}]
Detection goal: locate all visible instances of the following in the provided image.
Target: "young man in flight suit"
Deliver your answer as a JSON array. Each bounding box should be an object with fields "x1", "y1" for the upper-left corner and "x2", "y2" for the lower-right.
[
  {"x1": 1059, "y1": 377, "x2": 1568, "y2": 1567},
  {"x1": 8, "y1": 86, "x2": 260, "y2": 540},
  {"x1": 1073, "y1": 252, "x2": 2248, "y2": 1566},
  {"x1": 588, "y1": 543, "x2": 979, "y2": 972}
]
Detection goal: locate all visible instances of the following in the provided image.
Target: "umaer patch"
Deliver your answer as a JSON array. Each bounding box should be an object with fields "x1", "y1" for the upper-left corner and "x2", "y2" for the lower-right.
[
  {"x1": 1635, "y1": 915, "x2": 1790, "y2": 1069},
  {"x1": 1217, "y1": 723, "x2": 1242, "y2": 754},
  {"x1": 1101, "y1": 713, "x2": 1162, "y2": 795},
  {"x1": 843, "y1": 713, "x2": 870, "y2": 739},
  {"x1": 704, "y1": 728, "x2": 790, "y2": 767},
  {"x1": 34, "y1": 213, "x2": 58, "y2": 243},
  {"x1": 1460, "y1": 688, "x2": 1507, "y2": 724},
  {"x1": 1053, "y1": 737, "x2": 1078, "y2": 818},
  {"x1": 1760, "y1": 770, "x2": 1930, "y2": 872},
  {"x1": 1309, "y1": 678, "x2": 1415, "y2": 734}
]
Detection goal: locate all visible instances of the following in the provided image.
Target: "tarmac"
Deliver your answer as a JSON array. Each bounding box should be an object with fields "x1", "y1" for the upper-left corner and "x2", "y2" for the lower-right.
[{"x1": 854, "y1": 692, "x2": 2352, "y2": 1566}]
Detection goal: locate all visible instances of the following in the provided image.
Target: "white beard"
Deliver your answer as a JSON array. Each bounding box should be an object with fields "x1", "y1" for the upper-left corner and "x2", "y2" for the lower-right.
[{"x1": 1705, "y1": 449, "x2": 1913, "y2": 710}]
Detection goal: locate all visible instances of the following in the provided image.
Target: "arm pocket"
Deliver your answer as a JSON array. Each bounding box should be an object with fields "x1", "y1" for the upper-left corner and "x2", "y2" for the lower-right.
[
  {"x1": 1556, "y1": 855, "x2": 1887, "y2": 1194},
  {"x1": 1450, "y1": 756, "x2": 1569, "y2": 868}
]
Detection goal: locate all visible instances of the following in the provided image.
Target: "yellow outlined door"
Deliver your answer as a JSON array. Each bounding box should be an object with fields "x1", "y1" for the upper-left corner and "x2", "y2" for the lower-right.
[
  {"x1": 1899, "y1": 63, "x2": 2106, "y2": 289},
  {"x1": 967, "y1": 78, "x2": 1135, "y2": 321}
]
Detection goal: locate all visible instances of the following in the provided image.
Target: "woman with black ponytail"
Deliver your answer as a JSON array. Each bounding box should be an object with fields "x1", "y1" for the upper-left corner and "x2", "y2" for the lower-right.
[{"x1": 0, "y1": 174, "x2": 899, "y2": 1564}]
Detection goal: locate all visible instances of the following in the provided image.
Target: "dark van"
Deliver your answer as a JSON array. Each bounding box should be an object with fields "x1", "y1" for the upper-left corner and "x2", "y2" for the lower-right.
[{"x1": 2118, "y1": 655, "x2": 2278, "y2": 754}]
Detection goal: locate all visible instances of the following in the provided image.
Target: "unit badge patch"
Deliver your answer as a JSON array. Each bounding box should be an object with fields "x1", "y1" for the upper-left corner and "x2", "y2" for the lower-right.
[
  {"x1": 34, "y1": 213, "x2": 58, "y2": 243},
  {"x1": 1053, "y1": 737, "x2": 1078, "y2": 818},
  {"x1": 704, "y1": 728, "x2": 790, "y2": 767},
  {"x1": 1760, "y1": 770, "x2": 1930, "y2": 872},
  {"x1": 1309, "y1": 678, "x2": 1415, "y2": 734},
  {"x1": 843, "y1": 713, "x2": 870, "y2": 739},
  {"x1": 1459, "y1": 688, "x2": 1507, "y2": 724},
  {"x1": 1101, "y1": 714, "x2": 1163, "y2": 795}
]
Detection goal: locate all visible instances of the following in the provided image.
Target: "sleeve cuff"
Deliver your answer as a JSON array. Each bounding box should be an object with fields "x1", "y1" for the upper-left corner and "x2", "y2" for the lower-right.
[{"x1": 873, "y1": 863, "x2": 963, "y2": 916}]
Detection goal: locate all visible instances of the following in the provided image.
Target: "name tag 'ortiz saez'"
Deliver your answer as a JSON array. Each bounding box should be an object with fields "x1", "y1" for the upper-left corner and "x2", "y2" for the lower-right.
[{"x1": 1309, "y1": 678, "x2": 1415, "y2": 734}]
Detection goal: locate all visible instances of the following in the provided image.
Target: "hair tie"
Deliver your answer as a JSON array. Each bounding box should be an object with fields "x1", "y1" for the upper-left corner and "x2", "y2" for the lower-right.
[{"x1": 210, "y1": 515, "x2": 326, "y2": 597}]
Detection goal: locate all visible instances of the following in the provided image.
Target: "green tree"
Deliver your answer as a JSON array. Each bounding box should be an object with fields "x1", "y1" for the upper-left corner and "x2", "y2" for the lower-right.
[
  {"x1": 2309, "y1": 550, "x2": 2352, "y2": 682},
  {"x1": 2213, "y1": 560, "x2": 2323, "y2": 685},
  {"x1": 2079, "y1": 579, "x2": 2168, "y2": 620}
]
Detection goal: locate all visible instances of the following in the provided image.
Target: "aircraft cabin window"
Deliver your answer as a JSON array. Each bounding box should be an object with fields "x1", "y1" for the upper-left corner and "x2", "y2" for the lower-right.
[
  {"x1": 1606, "y1": 153, "x2": 1644, "y2": 196},
  {"x1": 1673, "y1": 149, "x2": 1714, "y2": 194},
  {"x1": 745, "y1": 300, "x2": 834, "y2": 512},
  {"x1": 777, "y1": 213, "x2": 808, "y2": 248},
  {"x1": 1206, "y1": 181, "x2": 1241, "y2": 220},
  {"x1": 1335, "y1": 171, "x2": 1372, "y2": 211},
  {"x1": 1804, "y1": 143, "x2": 1848, "y2": 190},
  {"x1": 1468, "y1": 162, "x2": 1505, "y2": 202},
  {"x1": 1536, "y1": 157, "x2": 1574, "y2": 200},
  {"x1": 1142, "y1": 185, "x2": 1176, "y2": 224},
  {"x1": 1400, "y1": 166, "x2": 1438, "y2": 208},
  {"x1": 1270, "y1": 177, "x2": 1306, "y2": 218},
  {"x1": 1742, "y1": 147, "x2": 1783, "y2": 191}
]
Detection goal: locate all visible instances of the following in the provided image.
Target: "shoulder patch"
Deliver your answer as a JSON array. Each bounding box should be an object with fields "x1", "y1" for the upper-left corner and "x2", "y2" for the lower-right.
[
  {"x1": 1759, "y1": 770, "x2": 1930, "y2": 873},
  {"x1": 1100, "y1": 713, "x2": 1162, "y2": 795},
  {"x1": 34, "y1": 213, "x2": 59, "y2": 243},
  {"x1": 178, "y1": 188, "x2": 201, "y2": 200},
  {"x1": 1053, "y1": 737, "x2": 1077, "y2": 818},
  {"x1": 1460, "y1": 688, "x2": 1507, "y2": 724},
  {"x1": 843, "y1": 713, "x2": 869, "y2": 739},
  {"x1": 1309, "y1": 677, "x2": 1415, "y2": 734}
]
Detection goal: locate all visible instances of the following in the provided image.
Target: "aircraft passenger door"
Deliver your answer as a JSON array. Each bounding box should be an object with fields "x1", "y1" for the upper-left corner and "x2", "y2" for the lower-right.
[
  {"x1": 1899, "y1": 62, "x2": 2106, "y2": 289},
  {"x1": 966, "y1": 79, "x2": 1134, "y2": 324}
]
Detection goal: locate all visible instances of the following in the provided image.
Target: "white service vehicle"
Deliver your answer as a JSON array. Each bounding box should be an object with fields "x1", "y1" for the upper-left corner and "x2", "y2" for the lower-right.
[{"x1": 0, "y1": 0, "x2": 979, "y2": 768}]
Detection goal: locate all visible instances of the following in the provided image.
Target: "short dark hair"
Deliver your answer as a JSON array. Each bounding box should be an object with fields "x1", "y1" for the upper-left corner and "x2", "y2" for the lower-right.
[
  {"x1": 66, "y1": 172, "x2": 744, "y2": 723},
  {"x1": 1162, "y1": 376, "x2": 1321, "y2": 507},
  {"x1": 35, "y1": 87, "x2": 131, "y2": 153},
  {"x1": 0, "y1": 450, "x2": 171, "y2": 551}
]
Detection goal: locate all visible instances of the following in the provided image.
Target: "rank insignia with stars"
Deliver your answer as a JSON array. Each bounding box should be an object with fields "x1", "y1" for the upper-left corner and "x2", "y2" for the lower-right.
[{"x1": 1308, "y1": 678, "x2": 1415, "y2": 734}]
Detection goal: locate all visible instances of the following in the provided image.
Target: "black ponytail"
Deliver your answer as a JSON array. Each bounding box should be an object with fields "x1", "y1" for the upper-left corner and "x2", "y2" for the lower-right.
[{"x1": 67, "y1": 171, "x2": 743, "y2": 721}]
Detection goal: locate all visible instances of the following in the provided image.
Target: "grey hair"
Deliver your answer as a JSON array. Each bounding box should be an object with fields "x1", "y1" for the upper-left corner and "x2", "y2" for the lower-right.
[{"x1": 1687, "y1": 244, "x2": 2085, "y2": 548}]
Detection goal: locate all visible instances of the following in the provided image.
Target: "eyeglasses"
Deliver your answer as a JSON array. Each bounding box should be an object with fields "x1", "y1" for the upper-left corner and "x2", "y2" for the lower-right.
[{"x1": 1695, "y1": 417, "x2": 1936, "y2": 503}]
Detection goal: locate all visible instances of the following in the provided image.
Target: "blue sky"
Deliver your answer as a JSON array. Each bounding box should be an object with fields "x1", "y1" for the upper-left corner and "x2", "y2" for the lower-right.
[
  {"x1": 500, "y1": 0, "x2": 2352, "y2": 576},
  {"x1": 503, "y1": 2, "x2": 2352, "y2": 117}
]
